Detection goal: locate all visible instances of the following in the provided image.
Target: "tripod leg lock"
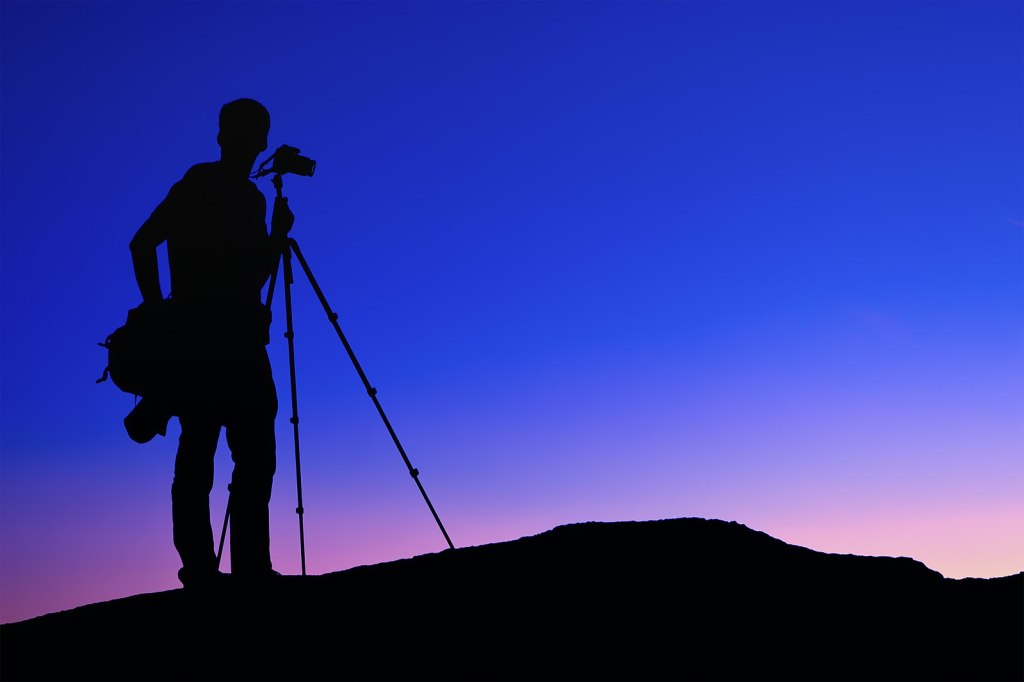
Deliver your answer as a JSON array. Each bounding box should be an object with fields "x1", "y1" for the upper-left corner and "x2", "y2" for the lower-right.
[
  {"x1": 410, "y1": 468, "x2": 419, "y2": 478},
  {"x1": 296, "y1": 506, "x2": 304, "y2": 515},
  {"x1": 368, "y1": 387, "x2": 378, "y2": 397},
  {"x1": 328, "y1": 312, "x2": 338, "y2": 322}
]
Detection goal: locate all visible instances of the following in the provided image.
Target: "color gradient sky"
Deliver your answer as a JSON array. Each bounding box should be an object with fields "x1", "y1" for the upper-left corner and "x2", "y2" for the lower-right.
[{"x1": 2, "y1": 0, "x2": 1021, "y2": 624}]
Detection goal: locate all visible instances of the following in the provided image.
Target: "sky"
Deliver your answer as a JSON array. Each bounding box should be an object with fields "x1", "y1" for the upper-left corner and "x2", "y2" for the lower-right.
[{"x1": 1, "y1": 0, "x2": 1021, "y2": 624}]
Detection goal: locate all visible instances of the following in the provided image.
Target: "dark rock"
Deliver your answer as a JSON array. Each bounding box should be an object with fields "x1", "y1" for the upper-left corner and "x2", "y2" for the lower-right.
[{"x1": 2, "y1": 518, "x2": 1020, "y2": 681}]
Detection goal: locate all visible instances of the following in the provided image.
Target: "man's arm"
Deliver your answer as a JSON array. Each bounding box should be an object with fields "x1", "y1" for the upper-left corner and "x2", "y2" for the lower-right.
[
  {"x1": 261, "y1": 194, "x2": 294, "y2": 285},
  {"x1": 130, "y1": 182, "x2": 182, "y2": 304},
  {"x1": 130, "y1": 232, "x2": 163, "y2": 304}
]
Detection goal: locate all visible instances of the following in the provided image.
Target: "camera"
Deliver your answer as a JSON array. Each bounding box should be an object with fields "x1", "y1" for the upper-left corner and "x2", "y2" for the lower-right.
[
  {"x1": 272, "y1": 144, "x2": 316, "y2": 177},
  {"x1": 254, "y1": 144, "x2": 316, "y2": 178}
]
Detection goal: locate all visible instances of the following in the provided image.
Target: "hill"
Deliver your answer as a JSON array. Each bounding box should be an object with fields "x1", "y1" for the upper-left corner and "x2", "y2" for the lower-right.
[{"x1": 2, "y1": 517, "x2": 1021, "y2": 681}]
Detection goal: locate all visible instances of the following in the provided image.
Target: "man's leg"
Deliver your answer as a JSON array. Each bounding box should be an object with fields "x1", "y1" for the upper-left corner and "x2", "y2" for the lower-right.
[
  {"x1": 172, "y1": 414, "x2": 221, "y2": 585},
  {"x1": 225, "y1": 350, "x2": 278, "y2": 577}
]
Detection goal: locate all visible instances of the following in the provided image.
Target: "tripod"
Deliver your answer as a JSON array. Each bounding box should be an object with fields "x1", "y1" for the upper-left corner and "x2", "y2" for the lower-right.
[{"x1": 216, "y1": 174, "x2": 455, "y2": 575}]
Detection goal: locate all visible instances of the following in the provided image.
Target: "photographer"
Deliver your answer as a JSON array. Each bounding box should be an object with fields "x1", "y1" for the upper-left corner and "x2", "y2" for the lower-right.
[{"x1": 129, "y1": 98, "x2": 293, "y2": 588}]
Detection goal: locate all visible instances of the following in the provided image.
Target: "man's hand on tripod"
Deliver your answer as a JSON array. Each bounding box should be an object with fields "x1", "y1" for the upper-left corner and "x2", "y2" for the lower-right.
[{"x1": 271, "y1": 196, "x2": 295, "y2": 238}]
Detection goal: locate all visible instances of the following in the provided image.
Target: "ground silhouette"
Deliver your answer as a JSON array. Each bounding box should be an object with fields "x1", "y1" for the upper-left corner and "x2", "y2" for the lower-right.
[{"x1": 2, "y1": 517, "x2": 1021, "y2": 681}]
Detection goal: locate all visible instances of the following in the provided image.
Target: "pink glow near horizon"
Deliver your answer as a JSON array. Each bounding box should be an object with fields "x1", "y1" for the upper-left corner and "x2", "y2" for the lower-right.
[
  {"x1": 3, "y1": 498, "x2": 1021, "y2": 625},
  {"x1": 3, "y1": 354, "x2": 1021, "y2": 624},
  {"x1": 5, "y1": 487, "x2": 1020, "y2": 625}
]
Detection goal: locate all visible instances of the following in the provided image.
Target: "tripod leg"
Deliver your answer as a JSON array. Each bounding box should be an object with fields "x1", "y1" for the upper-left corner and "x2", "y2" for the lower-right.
[
  {"x1": 287, "y1": 239, "x2": 455, "y2": 550},
  {"x1": 282, "y1": 247, "x2": 309, "y2": 575},
  {"x1": 265, "y1": 266, "x2": 280, "y2": 310},
  {"x1": 216, "y1": 485, "x2": 231, "y2": 570}
]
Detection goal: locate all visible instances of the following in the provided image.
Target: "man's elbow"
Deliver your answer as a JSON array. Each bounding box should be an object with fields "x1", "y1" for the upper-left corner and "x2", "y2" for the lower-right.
[{"x1": 129, "y1": 230, "x2": 154, "y2": 257}]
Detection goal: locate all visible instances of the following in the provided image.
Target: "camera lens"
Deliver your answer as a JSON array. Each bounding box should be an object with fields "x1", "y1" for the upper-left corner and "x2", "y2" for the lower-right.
[{"x1": 295, "y1": 157, "x2": 316, "y2": 177}]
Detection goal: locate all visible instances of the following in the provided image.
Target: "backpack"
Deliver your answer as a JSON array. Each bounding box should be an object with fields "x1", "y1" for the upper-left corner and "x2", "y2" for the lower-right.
[{"x1": 97, "y1": 300, "x2": 179, "y2": 398}]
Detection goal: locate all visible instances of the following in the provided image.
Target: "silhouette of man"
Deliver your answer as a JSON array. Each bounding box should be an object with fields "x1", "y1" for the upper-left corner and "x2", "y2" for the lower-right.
[{"x1": 130, "y1": 98, "x2": 293, "y2": 587}]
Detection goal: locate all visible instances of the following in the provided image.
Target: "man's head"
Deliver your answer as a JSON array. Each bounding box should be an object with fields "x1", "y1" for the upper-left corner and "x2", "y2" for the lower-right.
[{"x1": 218, "y1": 98, "x2": 270, "y2": 158}]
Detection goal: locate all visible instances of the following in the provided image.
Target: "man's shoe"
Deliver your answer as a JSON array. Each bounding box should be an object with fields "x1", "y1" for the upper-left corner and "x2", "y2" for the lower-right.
[{"x1": 178, "y1": 566, "x2": 230, "y2": 591}]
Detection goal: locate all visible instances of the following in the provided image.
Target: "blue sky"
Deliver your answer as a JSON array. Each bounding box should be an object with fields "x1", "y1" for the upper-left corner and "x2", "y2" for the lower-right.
[{"x1": 2, "y1": 0, "x2": 1021, "y2": 623}]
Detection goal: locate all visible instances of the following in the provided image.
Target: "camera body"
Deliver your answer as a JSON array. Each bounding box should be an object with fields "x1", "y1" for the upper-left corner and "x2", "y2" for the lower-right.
[{"x1": 271, "y1": 144, "x2": 316, "y2": 177}]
